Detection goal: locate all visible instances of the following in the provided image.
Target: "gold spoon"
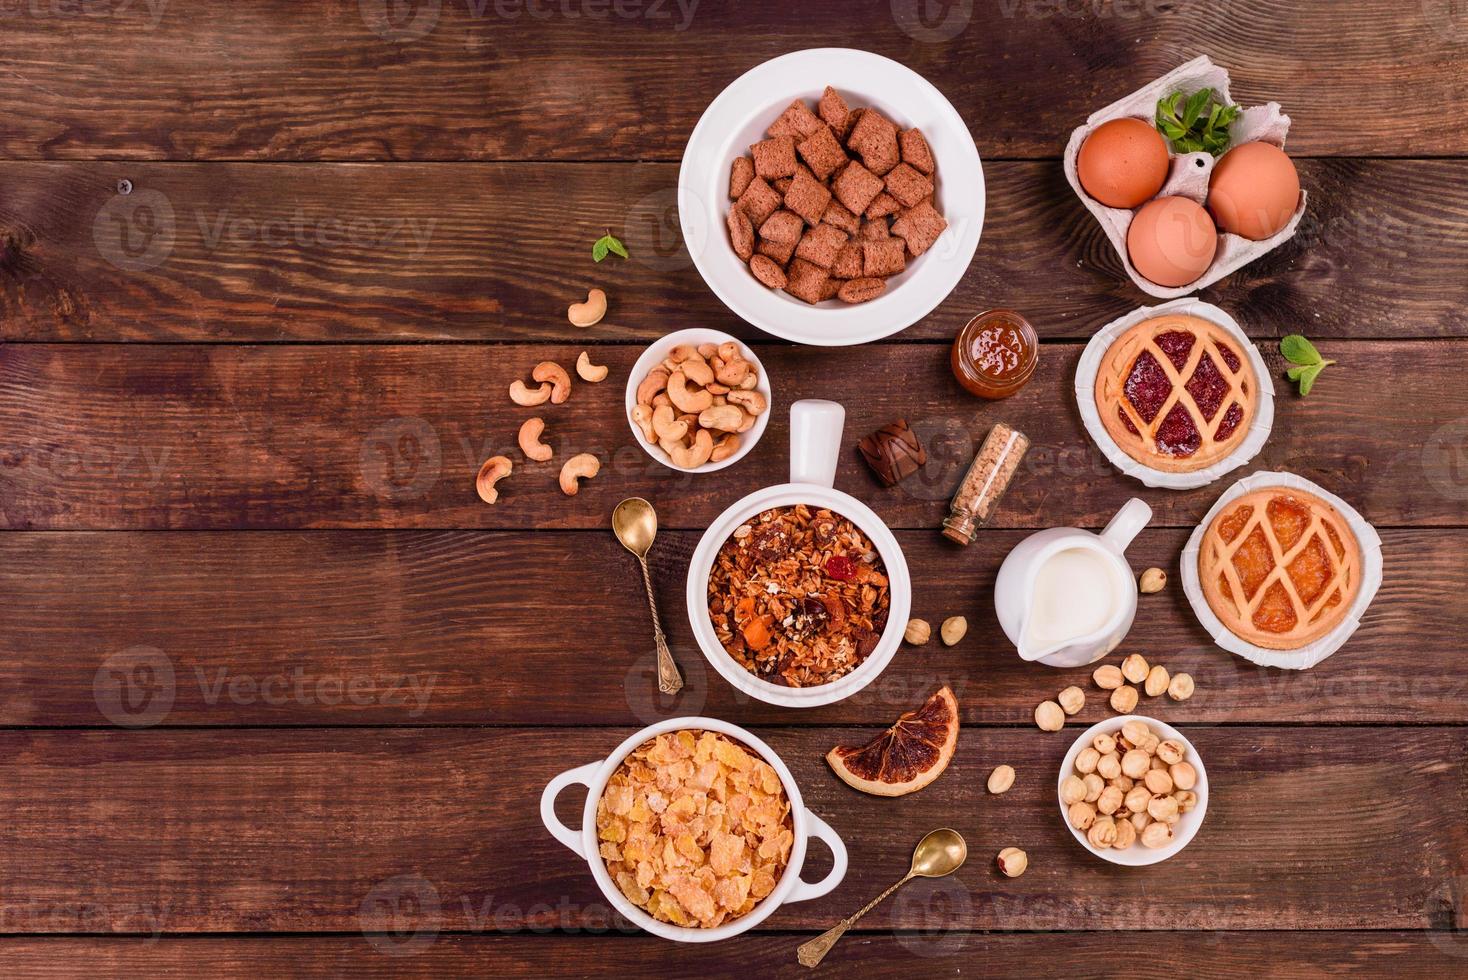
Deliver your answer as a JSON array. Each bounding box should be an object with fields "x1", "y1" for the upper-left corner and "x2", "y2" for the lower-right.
[
  {"x1": 797, "y1": 827, "x2": 967, "y2": 968},
  {"x1": 612, "y1": 497, "x2": 683, "y2": 695}
]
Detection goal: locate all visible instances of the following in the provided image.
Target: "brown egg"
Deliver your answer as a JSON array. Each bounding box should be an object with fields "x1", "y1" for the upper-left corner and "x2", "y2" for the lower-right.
[
  {"x1": 1077, "y1": 118, "x2": 1171, "y2": 209},
  {"x1": 1208, "y1": 141, "x2": 1300, "y2": 240},
  {"x1": 1126, "y1": 196, "x2": 1218, "y2": 288}
]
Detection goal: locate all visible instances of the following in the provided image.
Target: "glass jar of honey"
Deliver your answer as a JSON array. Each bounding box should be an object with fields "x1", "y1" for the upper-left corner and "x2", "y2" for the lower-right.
[{"x1": 951, "y1": 309, "x2": 1038, "y2": 400}]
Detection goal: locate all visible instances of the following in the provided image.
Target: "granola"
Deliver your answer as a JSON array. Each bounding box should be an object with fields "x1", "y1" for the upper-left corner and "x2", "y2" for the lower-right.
[
  {"x1": 596, "y1": 730, "x2": 793, "y2": 929},
  {"x1": 707, "y1": 504, "x2": 890, "y2": 687}
]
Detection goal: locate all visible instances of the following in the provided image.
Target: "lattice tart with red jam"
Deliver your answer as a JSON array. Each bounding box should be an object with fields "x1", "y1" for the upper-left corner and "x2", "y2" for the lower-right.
[
  {"x1": 1094, "y1": 314, "x2": 1259, "y2": 473},
  {"x1": 1197, "y1": 487, "x2": 1362, "y2": 650}
]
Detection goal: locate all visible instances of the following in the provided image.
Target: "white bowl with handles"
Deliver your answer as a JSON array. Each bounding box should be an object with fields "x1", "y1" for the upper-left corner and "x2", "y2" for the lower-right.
[
  {"x1": 539, "y1": 716, "x2": 848, "y2": 942},
  {"x1": 685, "y1": 399, "x2": 912, "y2": 707},
  {"x1": 679, "y1": 47, "x2": 985, "y2": 346}
]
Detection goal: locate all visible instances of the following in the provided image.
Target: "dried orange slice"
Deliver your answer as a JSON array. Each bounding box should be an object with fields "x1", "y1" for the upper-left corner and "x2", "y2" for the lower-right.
[{"x1": 826, "y1": 686, "x2": 959, "y2": 797}]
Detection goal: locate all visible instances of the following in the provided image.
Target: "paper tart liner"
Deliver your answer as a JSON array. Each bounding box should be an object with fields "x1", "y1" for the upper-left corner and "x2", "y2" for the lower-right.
[
  {"x1": 1075, "y1": 297, "x2": 1275, "y2": 490},
  {"x1": 1180, "y1": 471, "x2": 1384, "y2": 671},
  {"x1": 1063, "y1": 55, "x2": 1307, "y2": 299}
]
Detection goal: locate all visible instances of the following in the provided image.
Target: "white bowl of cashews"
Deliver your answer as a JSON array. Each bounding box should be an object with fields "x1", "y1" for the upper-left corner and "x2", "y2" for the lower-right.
[
  {"x1": 1058, "y1": 715, "x2": 1208, "y2": 866},
  {"x1": 625, "y1": 328, "x2": 773, "y2": 473}
]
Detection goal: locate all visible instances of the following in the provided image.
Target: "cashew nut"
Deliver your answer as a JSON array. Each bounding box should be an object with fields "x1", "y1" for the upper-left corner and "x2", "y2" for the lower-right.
[
  {"x1": 558, "y1": 452, "x2": 600, "y2": 495},
  {"x1": 517, "y1": 417, "x2": 553, "y2": 462},
  {"x1": 475, "y1": 455, "x2": 512, "y2": 504},
  {"x1": 509, "y1": 379, "x2": 552, "y2": 406},
  {"x1": 666, "y1": 370, "x2": 713, "y2": 413},
  {"x1": 737, "y1": 373, "x2": 758, "y2": 390},
  {"x1": 696, "y1": 343, "x2": 718, "y2": 359},
  {"x1": 736, "y1": 410, "x2": 757, "y2": 433},
  {"x1": 532, "y1": 361, "x2": 572, "y2": 405},
  {"x1": 636, "y1": 369, "x2": 669, "y2": 407},
  {"x1": 727, "y1": 389, "x2": 767, "y2": 416},
  {"x1": 631, "y1": 404, "x2": 656, "y2": 443},
  {"x1": 717, "y1": 341, "x2": 739, "y2": 362},
  {"x1": 652, "y1": 404, "x2": 689, "y2": 443},
  {"x1": 706, "y1": 382, "x2": 730, "y2": 395},
  {"x1": 568, "y1": 288, "x2": 607, "y2": 328},
  {"x1": 668, "y1": 344, "x2": 700, "y2": 363},
  {"x1": 651, "y1": 392, "x2": 671, "y2": 408},
  {"x1": 715, "y1": 357, "x2": 751, "y2": 387},
  {"x1": 710, "y1": 433, "x2": 741, "y2": 462},
  {"x1": 576, "y1": 351, "x2": 608, "y2": 383},
  {"x1": 698, "y1": 404, "x2": 744, "y2": 432},
  {"x1": 669, "y1": 429, "x2": 713, "y2": 469},
  {"x1": 679, "y1": 357, "x2": 715, "y2": 387}
]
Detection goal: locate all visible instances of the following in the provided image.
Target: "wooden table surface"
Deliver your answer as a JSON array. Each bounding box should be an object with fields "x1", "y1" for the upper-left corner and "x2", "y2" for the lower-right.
[{"x1": 3, "y1": 2, "x2": 1467, "y2": 977}]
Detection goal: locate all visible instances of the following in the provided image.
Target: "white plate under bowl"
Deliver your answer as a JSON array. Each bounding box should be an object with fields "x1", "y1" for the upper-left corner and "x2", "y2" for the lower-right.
[
  {"x1": 678, "y1": 47, "x2": 984, "y2": 346},
  {"x1": 624, "y1": 328, "x2": 773, "y2": 474},
  {"x1": 1057, "y1": 715, "x2": 1208, "y2": 867}
]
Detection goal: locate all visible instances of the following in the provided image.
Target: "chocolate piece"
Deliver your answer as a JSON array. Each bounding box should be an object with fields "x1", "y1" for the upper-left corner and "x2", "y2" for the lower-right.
[{"x1": 858, "y1": 420, "x2": 927, "y2": 487}]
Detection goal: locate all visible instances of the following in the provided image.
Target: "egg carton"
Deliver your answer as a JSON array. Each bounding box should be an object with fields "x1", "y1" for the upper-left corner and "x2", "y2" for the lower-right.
[{"x1": 1063, "y1": 56, "x2": 1307, "y2": 299}]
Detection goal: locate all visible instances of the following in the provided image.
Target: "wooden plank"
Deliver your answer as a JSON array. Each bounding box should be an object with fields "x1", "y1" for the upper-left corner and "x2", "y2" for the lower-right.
[
  {"x1": 2, "y1": 528, "x2": 1461, "y2": 727},
  {"x1": 3, "y1": 341, "x2": 1465, "y2": 530},
  {"x1": 2, "y1": 160, "x2": 1465, "y2": 343},
  {"x1": 0, "y1": 2, "x2": 1462, "y2": 160},
  {"x1": 0, "y1": 727, "x2": 1461, "y2": 933},
  {"x1": 0, "y1": 933, "x2": 1464, "y2": 977}
]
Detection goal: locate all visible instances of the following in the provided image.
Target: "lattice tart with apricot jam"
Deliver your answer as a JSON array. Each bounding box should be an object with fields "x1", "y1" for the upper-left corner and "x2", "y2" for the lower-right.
[
  {"x1": 1095, "y1": 314, "x2": 1258, "y2": 472},
  {"x1": 1198, "y1": 488, "x2": 1361, "y2": 650}
]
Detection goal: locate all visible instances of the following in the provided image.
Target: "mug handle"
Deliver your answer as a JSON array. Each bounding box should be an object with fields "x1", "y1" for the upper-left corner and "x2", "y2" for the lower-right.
[
  {"x1": 1100, "y1": 497, "x2": 1153, "y2": 555},
  {"x1": 785, "y1": 809, "x2": 848, "y2": 904},
  {"x1": 540, "y1": 761, "x2": 600, "y2": 859},
  {"x1": 788, "y1": 399, "x2": 846, "y2": 488}
]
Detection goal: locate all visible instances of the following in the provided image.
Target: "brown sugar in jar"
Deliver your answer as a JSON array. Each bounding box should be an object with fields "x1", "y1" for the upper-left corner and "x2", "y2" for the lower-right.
[{"x1": 951, "y1": 310, "x2": 1039, "y2": 400}]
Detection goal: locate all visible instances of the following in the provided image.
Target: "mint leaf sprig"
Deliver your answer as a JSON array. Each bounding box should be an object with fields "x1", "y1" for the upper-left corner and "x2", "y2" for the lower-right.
[
  {"x1": 1280, "y1": 335, "x2": 1336, "y2": 396},
  {"x1": 1155, "y1": 88, "x2": 1239, "y2": 156},
  {"x1": 592, "y1": 229, "x2": 629, "y2": 262}
]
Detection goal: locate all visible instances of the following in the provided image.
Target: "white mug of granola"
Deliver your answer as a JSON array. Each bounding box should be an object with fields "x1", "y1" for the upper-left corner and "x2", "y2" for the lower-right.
[
  {"x1": 540, "y1": 717, "x2": 848, "y2": 942},
  {"x1": 684, "y1": 399, "x2": 912, "y2": 708}
]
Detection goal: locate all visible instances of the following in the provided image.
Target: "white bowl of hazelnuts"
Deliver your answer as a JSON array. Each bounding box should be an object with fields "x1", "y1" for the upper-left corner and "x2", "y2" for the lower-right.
[{"x1": 1057, "y1": 715, "x2": 1208, "y2": 867}]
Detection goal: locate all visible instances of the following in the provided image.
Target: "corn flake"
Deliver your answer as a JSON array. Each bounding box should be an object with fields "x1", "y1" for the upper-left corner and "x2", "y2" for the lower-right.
[{"x1": 596, "y1": 730, "x2": 792, "y2": 928}]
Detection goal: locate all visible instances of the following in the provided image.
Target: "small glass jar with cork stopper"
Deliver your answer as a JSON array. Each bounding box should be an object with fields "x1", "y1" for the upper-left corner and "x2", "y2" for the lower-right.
[{"x1": 943, "y1": 422, "x2": 1030, "y2": 545}]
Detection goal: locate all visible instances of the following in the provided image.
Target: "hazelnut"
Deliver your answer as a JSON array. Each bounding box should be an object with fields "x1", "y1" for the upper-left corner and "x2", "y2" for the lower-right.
[
  {"x1": 1068, "y1": 800, "x2": 1097, "y2": 831},
  {"x1": 1082, "y1": 773, "x2": 1104, "y2": 802},
  {"x1": 1035, "y1": 700, "x2": 1065, "y2": 732},
  {"x1": 1097, "y1": 785, "x2": 1123, "y2": 815},
  {"x1": 1147, "y1": 794, "x2": 1180, "y2": 823},
  {"x1": 1092, "y1": 733, "x2": 1117, "y2": 755},
  {"x1": 1075, "y1": 747, "x2": 1101, "y2": 774},
  {"x1": 1057, "y1": 685, "x2": 1085, "y2": 715},
  {"x1": 1121, "y1": 654, "x2": 1149, "y2": 684},
  {"x1": 1168, "y1": 672, "x2": 1195, "y2": 701},
  {"x1": 1121, "y1": 749, "x2": 1151, "y2": 779},
  {"x1": 1124, "y1": 785, "x2": 1152, "y2": 813},
  {"x1": 1096, "y1": 752, "x2": 1122, "y2": 780},
  {"x1": 1144, "y1": 664, "x2": 1170, "y2": 697},
  {"x1": 1138, "y1": 732, "x2": 1161, "y2": 754},
  {"x1": 1170, "y1": 761, "x2": 1197, "y2": 791},
  {"x1": 1139, "y1": 567, "x2": 1167, "y2": 593},
  {"x1": 1113, "y1": 816, "x2": 1137, "y2": 848},
  {"x1": 940, "y1": 616, "x2": 968, "y2": 646},
  {"x1": 1143, "y1": 769, "x2": 1174, "y2": 795},
  {"x1": 1130, "y1": 811, "x2": 1150, "y2": 833},
  {"x1": 1109, "y1": 774, "x2": 1134, "y2": 793},
  {"x1": 1093, "y1": 665, "x2": 1124, "y2": 690},
  {"x1": 1110, "y1": 685, "x2": 1139, "y2": 713},
  {"x1": 1140, "y1": 821, "x2": 1174, "y2": 849},
  {"x1": 1087, "y1": 816, "x2": 1119, "y2": 849},
  {"x1": 987, "y1": 764, "x2": 1016, "y2": 795},
  {"x1": 1174, "y1": 790, "x2": 1198, "y2": 813},
  {"x1": 1120, "y1": 720, "x2": 1151, "y2": 744},
  {"x1": 997, "y1": 847, "x2": 1028, "y2": 878},
  {"x1": 1060, "y1": 774, "x2": 1087, "y2": 805},
  {"x1": 1155, "y1": 739, "x2": 1184, "y2": 765},
  {"x1": 904, "y1": 619, "x2": 931, "y2": 645}
]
